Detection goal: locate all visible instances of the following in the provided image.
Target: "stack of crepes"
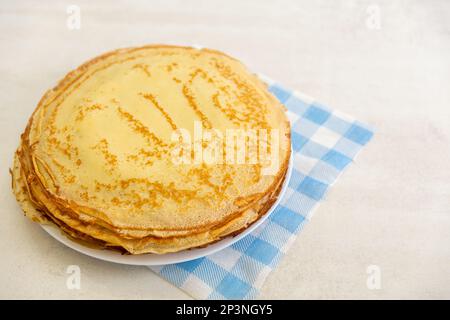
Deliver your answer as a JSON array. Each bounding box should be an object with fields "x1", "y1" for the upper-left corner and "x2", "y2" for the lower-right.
[{"x1": 11, "y1": 45, "x2": 291, "y2": 254}]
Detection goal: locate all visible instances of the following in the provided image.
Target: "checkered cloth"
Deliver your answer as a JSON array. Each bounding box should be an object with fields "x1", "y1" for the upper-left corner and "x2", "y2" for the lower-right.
[{"x1": 148, "y1": 77, "x2": 374, "y2": 299}]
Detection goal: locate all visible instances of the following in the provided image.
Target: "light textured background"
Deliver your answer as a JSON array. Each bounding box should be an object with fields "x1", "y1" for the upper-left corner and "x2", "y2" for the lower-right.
[{"x1": 1, "y1": 0, "x2": 449, "y2": 299}]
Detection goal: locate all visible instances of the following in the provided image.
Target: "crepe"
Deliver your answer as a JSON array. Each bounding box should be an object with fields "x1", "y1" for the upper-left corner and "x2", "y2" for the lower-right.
[{"x1": 11, "y1": 45, "x2": 291, "y2": 254}]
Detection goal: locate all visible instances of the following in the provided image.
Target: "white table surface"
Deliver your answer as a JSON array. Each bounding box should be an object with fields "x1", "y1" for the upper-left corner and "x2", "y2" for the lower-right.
[{"x1": 1, "y1": 0, "x2": 449, "y2": 299}]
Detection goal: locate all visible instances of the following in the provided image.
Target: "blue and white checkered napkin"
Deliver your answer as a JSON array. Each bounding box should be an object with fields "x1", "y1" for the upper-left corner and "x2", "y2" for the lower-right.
[{"x1": 149, "y1": 78, "x2": 374, "y2": 299}]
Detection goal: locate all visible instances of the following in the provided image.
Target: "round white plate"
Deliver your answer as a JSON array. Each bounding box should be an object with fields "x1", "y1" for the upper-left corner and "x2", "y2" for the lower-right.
[{"x1": 41, "y1": 151, "x2": 293, "y2": 266}]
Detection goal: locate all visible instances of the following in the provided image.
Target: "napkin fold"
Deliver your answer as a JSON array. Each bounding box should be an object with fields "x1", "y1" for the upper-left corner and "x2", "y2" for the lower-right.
[{"x1": 149, "y1": 78, "x2": 374, "y2": 299}]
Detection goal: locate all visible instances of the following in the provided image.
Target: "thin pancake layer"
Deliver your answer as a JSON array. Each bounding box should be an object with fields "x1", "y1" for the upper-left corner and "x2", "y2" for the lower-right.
[{"x1": 13, "y1": 151, "x2": 288, "y2": 254}]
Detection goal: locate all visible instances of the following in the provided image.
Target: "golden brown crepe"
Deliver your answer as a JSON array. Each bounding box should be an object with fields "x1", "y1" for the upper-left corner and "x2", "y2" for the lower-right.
[{"x1": 11, "y1": 45, "x2": 291, "y2": 254}]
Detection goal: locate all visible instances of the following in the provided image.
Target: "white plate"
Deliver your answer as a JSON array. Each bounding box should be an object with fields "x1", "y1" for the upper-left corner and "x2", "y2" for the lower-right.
[{"x1": 41, "y1": 151, "x2": 292, "y2": 266}]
